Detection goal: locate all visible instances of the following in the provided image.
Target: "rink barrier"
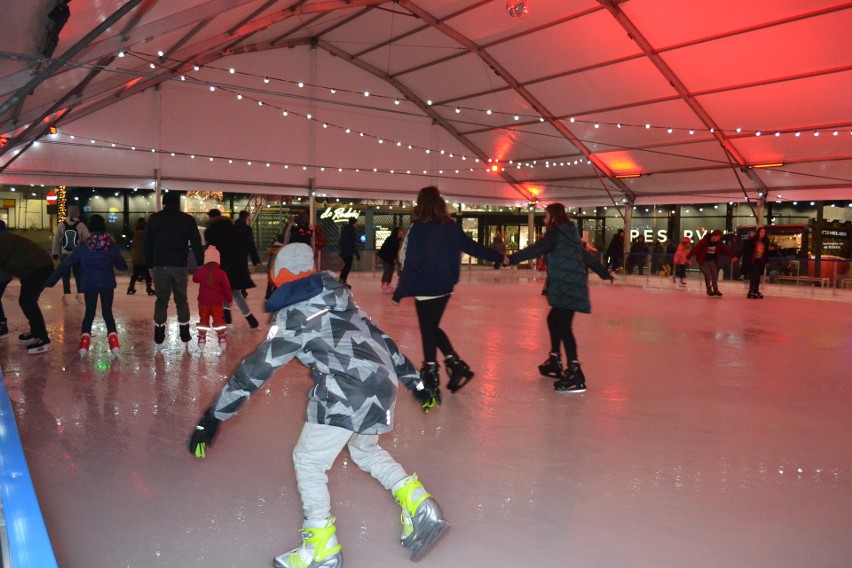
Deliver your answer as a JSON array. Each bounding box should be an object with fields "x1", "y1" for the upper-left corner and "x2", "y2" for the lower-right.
[{"x1": 0, "y1": 368, "x2": 59, "y2": 568}]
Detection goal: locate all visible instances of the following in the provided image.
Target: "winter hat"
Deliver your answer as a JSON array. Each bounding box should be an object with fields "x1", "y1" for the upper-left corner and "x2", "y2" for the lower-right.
[
  {"x1": 89, "y1": 214, "x2": 107, "y2": 233},
  {"x1": 271, "y1": 243, "x2": 315, "y2": 286},
  {"x1": 204, "y1": 245, "x2": 221, "y2": 265}
]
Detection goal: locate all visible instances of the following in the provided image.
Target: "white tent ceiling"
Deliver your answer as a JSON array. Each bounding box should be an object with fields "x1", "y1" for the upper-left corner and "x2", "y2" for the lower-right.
[{"x1": 1, "y1": 0, "x2": 851, "y2": 206}]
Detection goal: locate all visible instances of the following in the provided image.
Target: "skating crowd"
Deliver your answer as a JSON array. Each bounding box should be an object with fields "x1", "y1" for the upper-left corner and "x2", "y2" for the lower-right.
[{"x1": 0, "y1": 185, "x2": 773, "y2": 567}]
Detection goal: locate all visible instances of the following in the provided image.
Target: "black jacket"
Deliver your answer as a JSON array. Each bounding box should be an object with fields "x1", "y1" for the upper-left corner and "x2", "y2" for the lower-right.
[
  {"x1": 395, "y1": 220, "x2": 502, "y2": 299},
  {"x1": 377, "y1": 232, "x2": 401, "y2": 264},
  {"x1": 339, "y1": 224, "x2": 360, "y2": 258},
  {"x1": 204, "y1": 216, "x2": 256, "y2": 290},
  {"x1": 144, "y1": 206, "x2": 203, "y2": 268},
  {"x1": 510, "y1": 221, "x2": 611, "y2": 313}
]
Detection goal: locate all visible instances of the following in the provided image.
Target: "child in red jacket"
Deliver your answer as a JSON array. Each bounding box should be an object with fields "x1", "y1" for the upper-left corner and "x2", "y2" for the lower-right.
[{"x1": 193, "y1": 246, "x2": 232, "y2": 350}]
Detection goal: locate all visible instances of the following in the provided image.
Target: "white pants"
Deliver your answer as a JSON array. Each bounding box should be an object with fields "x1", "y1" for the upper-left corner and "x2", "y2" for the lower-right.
[{"x1": 293, "y1": 422, "x2": 408, "y2": 523}]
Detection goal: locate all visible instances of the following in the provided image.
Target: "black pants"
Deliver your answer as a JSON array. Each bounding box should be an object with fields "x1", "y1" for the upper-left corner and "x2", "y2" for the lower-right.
[
  {"x1": 749, "y1": 260, "x2": 766, "y2": 293},
  {"x1": 0, "y1": 275, "x2": 10, "y2": 321},
  {"x1": 339, "y1": 255, "x2": 354, "y2": 283},
  {"x1": 547, "y1": 307, "x2": 577, "y2": 361},
  {"x1": 415, "y1": 295, "x2": 454, "y2": 363},
  {"x1": 129, "y1": 263, "x2": 152, "y2": 289},
  {"x1": 20, "y1": 265, "x2": 52, "y2": 340},
  {"x1": 380, "y1": 259, "x2": 395, "y2": 284},
  {"x1": 82, "y1": 289, "x2": 117, "y2": 334}
]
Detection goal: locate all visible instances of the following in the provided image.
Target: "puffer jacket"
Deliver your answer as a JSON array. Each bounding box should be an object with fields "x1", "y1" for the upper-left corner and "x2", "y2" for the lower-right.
[
  {"x1": 509, "y1": 221, "x2": 611, "y2": 313},
  {"x1": 394, "y1": 220, "x2": 503, "y2": 299},
  {"x1": 46, "y1": 233, "x2": 128, "y2": 292},
  {"x1": 144, "y1": 205, "x2": 204, "y2": 268},
  {"x1": 210, "y1": 271, "x2": 420, "y2": 434}
]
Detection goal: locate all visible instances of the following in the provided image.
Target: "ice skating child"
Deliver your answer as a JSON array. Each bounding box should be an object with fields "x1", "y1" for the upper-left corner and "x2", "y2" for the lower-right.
[
  {"x1": 127, "y1": 218, "x2": 155, "y2": 295},
  {"x1": 46, "y1": 214, "x2": 128, "y2": 357},
  {"x1": 673, "y1": 236, "x2": 691, "y2": 286},
  {"x1": 188, "y1": 243, "x2": 448, "y2": 567},
  {"x1": 377, "y1": 226, "x2": 402, "y2": 293},
  {"x1": 507, "y1": 203, "x2": 613, "y2": 393},
  {"x1": 392, "y1": 186, "x2": 504, "y2": 408},
  {"x1": 192, "y1": 246, "x2": 232, "y2": 350}
]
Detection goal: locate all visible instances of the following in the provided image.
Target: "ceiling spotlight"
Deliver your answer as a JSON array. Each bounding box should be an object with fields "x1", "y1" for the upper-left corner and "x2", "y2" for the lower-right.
[
  {"x1": 157, "y1": 50, "x2": 164, "y2": 57},
  {"x1": 506, "y1": 0, "x2": 529, "y2": 19}
]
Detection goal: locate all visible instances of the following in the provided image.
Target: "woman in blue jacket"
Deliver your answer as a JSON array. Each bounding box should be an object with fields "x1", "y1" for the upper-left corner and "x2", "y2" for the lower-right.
[
  {"x1": 47, "y1": 214, "x2": 128, "y2": 358},
  {"x1": 393, "y1": 186, "x2": 504, "y2": 409},
  {"x1": 508, "y1": 203, "x2": 613, "y2": 394}
]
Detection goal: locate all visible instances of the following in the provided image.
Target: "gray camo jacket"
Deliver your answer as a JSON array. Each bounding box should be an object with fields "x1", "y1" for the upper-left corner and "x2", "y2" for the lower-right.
[{"x1": 210, "y1": 271, "x2": 420, "y2": 434}]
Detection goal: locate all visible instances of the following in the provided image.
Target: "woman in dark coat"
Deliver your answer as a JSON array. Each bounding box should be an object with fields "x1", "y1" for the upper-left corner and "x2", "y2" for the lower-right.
[
  {"x1": 508, "y1": 203, "x2": 613, "y2": 394},
  {"x1": 204, "y1": 210, "x2": 259, "y2": 328},
  {"x1": 377, "y1": 226, "x2": 402, "y2": 293},
  {"x1": 393, "y1": 186, "x2": 504, "y2": 408},
  {"x1": 233, "y1": 210, "x2": 262, "y2": 295},
  {"x1": 605, "y1": 229, "x2": 625, "y2": 272}
]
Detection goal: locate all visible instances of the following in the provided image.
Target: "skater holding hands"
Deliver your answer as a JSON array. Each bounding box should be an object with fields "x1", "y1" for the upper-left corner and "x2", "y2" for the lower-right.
[
  {"x1": 188, "y1": 243, "x2": 448, "y2": 568},
  {"x1": 392, "y1": 186, "x2": 504, "y2": 408},
  {"x1": 506, "y1": 203, "x2": 613, "y2": 393}
]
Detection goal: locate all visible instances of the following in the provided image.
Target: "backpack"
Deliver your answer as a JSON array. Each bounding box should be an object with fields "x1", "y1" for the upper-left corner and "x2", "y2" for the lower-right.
[
  {"x1": 62, "y1": 220, "x2": 80, "y2": 252},
  {"x1": 289, "y1": 222, "x2": 313, "y2": 245}
]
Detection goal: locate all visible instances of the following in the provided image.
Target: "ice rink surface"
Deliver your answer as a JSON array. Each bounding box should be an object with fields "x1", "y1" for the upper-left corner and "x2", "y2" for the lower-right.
[{"x1": 1, "y1": 270, "x2": 851, "y2": 568}]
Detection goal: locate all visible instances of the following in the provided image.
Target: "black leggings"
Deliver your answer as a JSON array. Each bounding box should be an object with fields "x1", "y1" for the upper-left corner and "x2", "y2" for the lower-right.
[
  {"x1": 415, "y1": 295, "x2": 454, "y2": 363},
  {"x1": 340, "y1": 255, "x2": 354, "y2": 283},
  {"x1": 547, "y1": 307, "x2": 577, "y2": 361},
  {"x1": 82, "y1": 289, "x2": 117, "y2": 334}
]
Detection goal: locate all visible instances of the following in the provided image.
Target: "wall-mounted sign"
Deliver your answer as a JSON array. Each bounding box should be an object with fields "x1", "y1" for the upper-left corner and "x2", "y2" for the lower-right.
[
  {"x1": 46, "y1": 191, "x2": 57, "y2": 204},
  {"x1": 320, "y1": 206, "x2": 359, "y2": 223}
]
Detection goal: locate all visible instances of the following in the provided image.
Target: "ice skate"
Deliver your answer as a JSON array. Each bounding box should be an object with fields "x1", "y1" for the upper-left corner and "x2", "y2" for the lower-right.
[
  {"x1": 179, "y1": 323, "x2": 192, "y2": 344},
  {"x1": 108, "y1": 332, "x2": 120, "y2": 357},
  {"x1": 126, "y1": 286, "x2": 136, "y2": 295},
  {"x1": 79, "y1": 333, "x2": 91, "y2": 358},
  {"x1": 393, "y1": 474, "x2": 450, "y2": 562},
  {"x1": 18, "y1": 332, "x2": 35, "y2": 345},
  {"x1": 26, "y1": 337, "x2": 51, "y2": 355},
  {"x1": 273, "y1": 517, "x2": 341, "y2": 568},
  {"x1": 712, "y1": 287, "x2": 723, "y2": 297},
  {"x1": 197, "y1": 333, "x2": 207, "y2": 350},
  {"x1": 444, "y1": 354, "x2": 474, "y2": 393},
  {"x1": 538, "y1": 353, "x2": 563, "y2": 379},
  {"x1": 154, "y1": 323, "x2": 166, "y2": 345},
  {"x1": 246, "y1": 313, "x2": 259, "y2": 329},
  {"x1": 146, "y1": 286, "x2": 156, "y2": 296},
  {"x1": 218, "y1": 334, "x2": 227, "y2": 351},
  {"x1": 555, "y1": 361, "x2": 587, "y2": 394},
  {"x1": 223, "y1": 307, "x2": 232, "y2": 325}
]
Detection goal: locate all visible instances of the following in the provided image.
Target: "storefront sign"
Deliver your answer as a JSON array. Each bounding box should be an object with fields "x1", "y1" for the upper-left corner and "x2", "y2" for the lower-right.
[
  {"x1": 320, "y1": 206, "x2": 359, "y2": 223},
  {"x1": 630, "y1": 229, "x2": 711, "y2": 243}
]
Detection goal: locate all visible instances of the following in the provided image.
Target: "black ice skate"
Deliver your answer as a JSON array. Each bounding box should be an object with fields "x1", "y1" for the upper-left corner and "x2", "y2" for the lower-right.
[
  {"x1": 555, "y1": 361, "x2": 587, "y2": 394},
  {"x1": 538, "y1": 353, "x2": 563, "y2": 379},
  {"x1": 444, "y1": 354, "x2": 474, "y2": 393}
]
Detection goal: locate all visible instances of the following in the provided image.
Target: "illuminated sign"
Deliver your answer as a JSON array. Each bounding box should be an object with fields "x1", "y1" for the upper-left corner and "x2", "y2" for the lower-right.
[
  {"x1": 630, "y1": 229, "x2": 711, "y2": 243},
  {"x1": 320, "y1": 206, "x2": 359, "y2": 223}
]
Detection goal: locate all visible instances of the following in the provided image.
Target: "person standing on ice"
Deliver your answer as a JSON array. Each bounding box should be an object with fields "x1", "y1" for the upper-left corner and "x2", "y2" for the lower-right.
[
  {"x1": 46, "y1": 214, "x2": 128, "y2": 358},
  {"x1": 192, "y1": 245, "x2": 232, "y2": 350},
  {"x1": 392, "y1": 186, "x2": 504, "y2": 409},
  {"x1": 686, "y1": 229, "x2": 737, "y2": 297},
  {"x1": 188, "y1": 243, "x2": 449, "y2": 568},
  {"x1": 144, "y1": 191, "x2": 204, "y2": 346},
  {"x1": 507, "y1": 203, "x2": 613, "y2": 394}
]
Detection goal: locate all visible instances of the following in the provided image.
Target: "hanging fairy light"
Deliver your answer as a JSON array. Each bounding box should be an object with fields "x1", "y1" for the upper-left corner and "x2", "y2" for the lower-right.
[{"x1": 506, "y1": 0, "x2": 529, "y2": 19}]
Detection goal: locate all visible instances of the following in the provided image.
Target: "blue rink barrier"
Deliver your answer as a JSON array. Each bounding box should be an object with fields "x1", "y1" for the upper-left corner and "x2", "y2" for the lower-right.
[{"x1": 0, "y1": 368, "x2": 59, "y2": 568}]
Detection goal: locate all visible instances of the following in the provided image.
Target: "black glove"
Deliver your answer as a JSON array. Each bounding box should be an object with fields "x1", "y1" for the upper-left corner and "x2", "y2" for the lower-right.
[
  {"x1": 412, "y1": 384, "x2": 439, "y2": 414},
  {"x1": 189, "y1": 408, "x2": 221, "y2": 459}
]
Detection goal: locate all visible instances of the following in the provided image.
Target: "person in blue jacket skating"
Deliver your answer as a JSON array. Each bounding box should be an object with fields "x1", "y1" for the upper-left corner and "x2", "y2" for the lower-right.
[{"x1": 47, "y1": 214, "x2": 127, "y2": 357}]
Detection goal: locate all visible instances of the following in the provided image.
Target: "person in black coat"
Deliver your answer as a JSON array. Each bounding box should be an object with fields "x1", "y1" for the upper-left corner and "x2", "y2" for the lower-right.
[
  {"x1": 740, "y1": 226, "x2": 771, "y2": 299},
  {"x1": 144, "y1": 191, "x2": 204, "y2": 345},
  {"x1": 626, "y1": 235, "x2": 649, "y2": 275},
  {"x1": 338, "y1": 217, "x2": 360, "y2": 287},
  {"x1": 509, "y1": 203, "x2": 613, "y2": 394},
  {"x1": 204, "y1": 209, "x2": 259, "y2": 329},
  {"x1": 605, "y1": 229, "x2": 625, "y2": 272},
  {"x1": 377, "y1": 226, "x2": 403, "y2": 293},
  {"x1": 233, "y1": 210, "x2": 262, "y2": 297},
  {"x1": 394, "y1": 186, "x2": 504, "y2": 408}
]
